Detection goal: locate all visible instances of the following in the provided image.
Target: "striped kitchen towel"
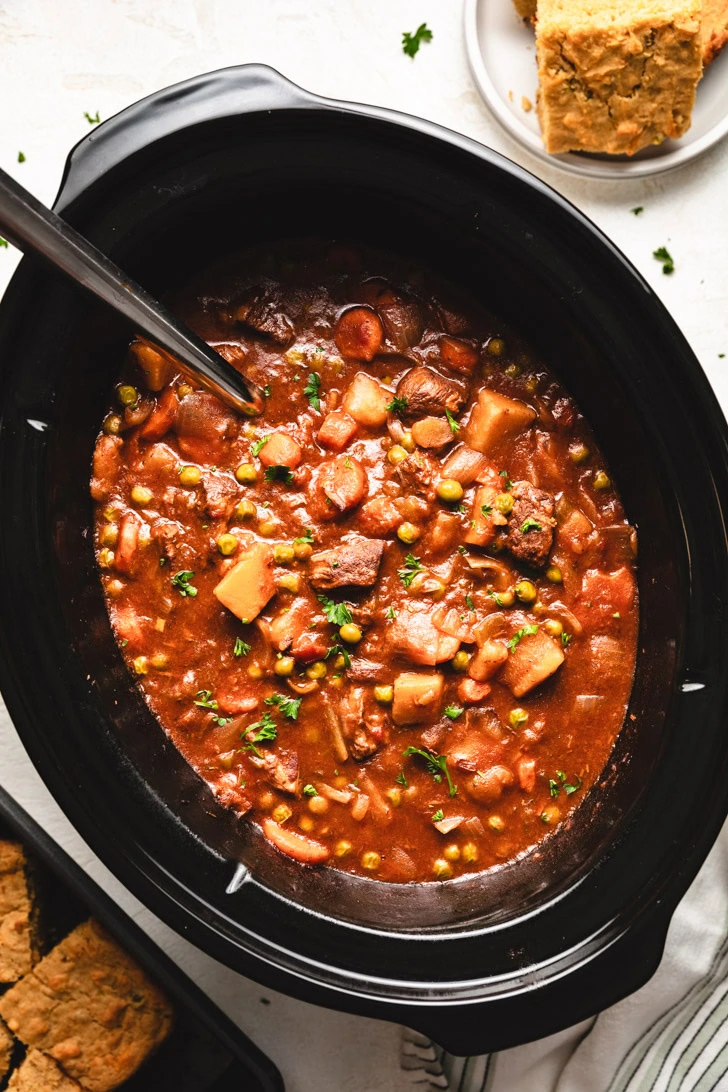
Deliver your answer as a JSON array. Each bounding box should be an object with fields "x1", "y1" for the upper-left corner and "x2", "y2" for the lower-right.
[{"x1": 401, "y1": 820, "x2": 728, "y2": 1091}]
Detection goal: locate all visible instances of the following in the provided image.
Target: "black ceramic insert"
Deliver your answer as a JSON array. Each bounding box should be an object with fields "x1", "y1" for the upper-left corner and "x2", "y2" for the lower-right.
[{"x1": 0, "y1": 65, "x2": 727, "y2": 1054}]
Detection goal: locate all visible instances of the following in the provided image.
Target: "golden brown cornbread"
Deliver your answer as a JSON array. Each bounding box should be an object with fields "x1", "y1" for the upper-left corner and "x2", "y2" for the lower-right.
[
  {"x1": 0, "y1": 919, "x2": 173, "y2": 1092},
  {"x1": 702, "y1": 0, "x2": 728, "y2": 59},
  {"x1": 0, "y1": 841, "x2": 37, "y2": 983},
  {"x1": 0, "y1": 1018, "x2": 14, "y2": 1081},
  {"x1": 7, "y1": 1049, "x2": 82, "y2": 1091},
  {"x1": 536, "y1": 0, "x2": 703, "y2": 154},
  {"x1": 513, "y1": 0, "x2": 538, "y2": 20}
]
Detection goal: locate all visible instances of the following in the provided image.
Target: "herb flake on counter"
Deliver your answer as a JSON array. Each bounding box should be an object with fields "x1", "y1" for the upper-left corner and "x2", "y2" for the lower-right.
[
  {"x1": 233, "y1": 637, "x2": 251, "y2": 657},
  {"x1": 386, "y1": 395, "x2": 408, "y2": 415},
  {"x1": 304, "y1": 372, "x2": 322, "y2": 411},
  {"x1": 84, "y1": 110, "x2": 100, "y2": 124},
  {"x1": 445, "y1": 408, "x2": 460, "y2": 435},
  {"x1": 402, "y1": 21, "x2": 433, "y2": 58},
  {"x1": 251, "y1": 435, "x2": 269, "y2": 457},
  {"x1": 264, "y1": 465, "x2": 294, "y2": 485},
  {"x1": 507, "y1": 624, "x2": 538, "y2": 651},
  {"x1": 403, "y1": 745, "x2": 457, "y2": 797},
  {"x1": 444, "y1": 704, "x2": 464, "y2": 721},
  {"x1": 265, "y1": 693, "x2": 303, "y2": 720},
  {"x1": 398, "y1": 552, "x2": 424, "y2": 588},
  {"x1": 0, "y1": 239, "x2": 8, "y2": 248},
  {"x1": 432, "y1": 809, "x2": 445, "y2": 823},
  {"x1": 171, "y1": 569, "x2": 197, "y2": 597},
  {"x1": 318, "y1": 595, "x2": 353, "y2": 627},
  {"x1": 631, "y1": 206, "x2": 644, "y2": 215},
  {"x1": 653, "y1": 246, "x2": 675, "y2": 275},
  {"x1": 17, "y1": 152, "x2": 25, "y2": 163}
]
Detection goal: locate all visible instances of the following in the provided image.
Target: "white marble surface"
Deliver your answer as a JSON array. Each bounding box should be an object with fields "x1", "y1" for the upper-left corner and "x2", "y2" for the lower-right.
[{"x1": 0, "y1": 2, "x2": 726, "y2": 1089}]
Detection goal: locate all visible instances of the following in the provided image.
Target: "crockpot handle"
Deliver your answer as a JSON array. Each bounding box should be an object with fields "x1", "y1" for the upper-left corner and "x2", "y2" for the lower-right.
[{"x1": 53, "y1": 65, "x2": 323, "y2": 215}]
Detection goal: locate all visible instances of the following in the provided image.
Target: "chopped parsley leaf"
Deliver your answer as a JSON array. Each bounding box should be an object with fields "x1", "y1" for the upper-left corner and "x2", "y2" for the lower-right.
[
  {"x1": 264, "y1": 693, "x2": 302, "y2": 720},
  {"x1": 403, "y1": 745, "x2": 457, "y2": 797},
  {"x1": 395, "y1": 771, "x2": 408, "y2": 788},
  {"x1": 499, "y1": 470, "x2": 513, "y2": 490},
  {"x1": 302, "y1": 784, "x2": 318, "y2": 797},
  {"x1": 194, "y1": 689, "x2": 218, "y2": 710},
  {"x1": 120, "y1": 638, "x2": 128, "y2": 647},
  {"x1": 234, "y1": 637, "x2": 252, "y2": 657},
  {"x1": 159, "y1": 557, "x2": 167, "y2": 566},
  {"x1": 432, "y1": 809, "x2": 445, "y2": 823},
  {"x1": 386, "y1": 395, "x2": 408, "y2": 414},
  {"x1": 325, "y1": 642, "x2": 351, "y2": 668},
  {"x1": 402, "y1": 21, "x2": 433, "y2": 58},
  {"x1": 481, "y1": 503, "x2": 493, "y2": 516},
  {"x1": 386, "y1": 605, "x2": 396, "y2": 620},
  {"x1": 264, "y1": 465, "x2": 294, "y2": 485},
  {"x1": 304, "y1": 372, "x2": 322, "y2": 411},
  {"x1": 318, "y1": 595, "x2": 353, "y2": 627},
  {"x1": 171, "y1": 570, "x2": 197, "y2": 597},
  {"x1": 294, "y1": 528, "x2": 314, "y2": 545},
  {"x1": 631, "y1": 206, "x2": 644, "y2": 215},
  {"x1": 263, "y1": 384, "x2": 271, "y2": 398},
  {"x1": 398, "y1": 552, "x2": 424, "y2": 588},
  {"x1": 445, "y1": 408, "x2": 460, "y2": 435},
  {"x1": 0, "y1": 238, "x2": 7, "y2": 248},
  {"x1": 458, "y1": 544, "x2": 467, "y2": 555},
  {"x1": 344, "y1": 456, "x2": 353, "y2": 468},
  {"x1": 507, "y1": 624, "x2": 538, "y2": 651},
  {"x1": 84, "y1": 110, "x2": 100, "y2": 124},
  {"x1": 549, "y1": 770, "x2": 582, "y2": 798},
  {"x1": 653, "y1": 246, "x2": 675, "y2": 275},
  {"x1": 17, "y1": 152, "x2": 25, "y2": 163},
  {"x1": 251, "y1": 435, "x2": 269, "y2": 457},
  {"x1": 241, "y1": 713, "x2": 278, "y2": 757},
  {"x1": 444, "y1": 704, "x2": 464, "y2": 720},
  {"x1": 520, "y1": 516, "x2": 542, "y2": 534},
  {"x1": 561, "y1": 632, "x2": 572, "y2": 647},
  {"x1": 465, "y1": 595, "x2": 475, "y2": 611}
]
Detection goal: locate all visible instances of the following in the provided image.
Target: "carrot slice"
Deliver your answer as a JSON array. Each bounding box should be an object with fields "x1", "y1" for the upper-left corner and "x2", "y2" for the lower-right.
[
  {"x1": 334, "y1": 307, "x2": 383, "y2": 361},
  {"x1": 262, "y1": 820, "x2": 330, "y2": 864}
]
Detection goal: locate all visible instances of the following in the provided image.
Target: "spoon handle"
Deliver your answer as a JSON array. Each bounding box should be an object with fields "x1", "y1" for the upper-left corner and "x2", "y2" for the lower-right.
[{"x1": 0, "y1": 166, "x2": 264, "y2": 416}]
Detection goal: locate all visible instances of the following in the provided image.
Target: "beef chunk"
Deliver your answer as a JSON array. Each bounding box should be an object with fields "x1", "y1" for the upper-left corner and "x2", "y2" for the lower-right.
[
  {"x1": 201, "y1": 472, "x2": 238, "y2": 519},
  {"x1": 340, "y1": 687, "x2": 384, "y2": 759},
  {"x1": 234, "y1": 287, "x2": 294, "y2": 345},
  {"x1": 395, "y1": 450, "x2": 438, "y2": 497},
  {"x1": 309, "y1": 537, "x2": 386, "y2": 589},
  {"x1": 262, "y1": 751, "x2": 300, "y2": 796},
  {"x1": 395, "y1": 366, "x2": 466, "y2": 420},
  {"x1": 504, "y1": 480, "x2": 556, "y2": 568}
]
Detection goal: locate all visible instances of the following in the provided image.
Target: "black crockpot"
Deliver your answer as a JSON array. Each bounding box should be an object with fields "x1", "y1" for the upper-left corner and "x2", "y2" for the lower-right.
[{"x1": 1, "y1": 65, "x2": 727, "y2": 1055}]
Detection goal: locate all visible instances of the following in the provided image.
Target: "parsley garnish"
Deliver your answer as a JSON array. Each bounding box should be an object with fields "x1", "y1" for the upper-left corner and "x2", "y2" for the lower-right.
[
  {"x1": 481, "y1": 503, "x2": 493, "y2": 516},
  {"x1": 17, "y1": 152, "x2": 25, "y2": 164},
  {"x1": 84, "y1": 111, "x2": 100, "y2": 124},
  {"x1": 445, "y1": 408, "x2": 460, "y2": 435},
  {"x1": 458, "y1": 544, "x2": 467, "y2": 554},
  {"x1": 386, "y1": 606, "x2": 396, "y2": 620},
  {"x1": 325, "y1": 642, "x2": 351, "y2": 668},
  {"x1": 263, "y1": 384, "x2": 271, "y2": 398},
  {"x1": 561, "y1": 632, "x2": 572, "y2": 647},
  {"x1": 653, "y1": 246, "x2": 675, "y2": 275},
  {"x1": 508, "y1": 624, "x2": 538, "y2": 651},
  {"x1": 264, "y1": 693, "x2": 302, "y2": 720},
  {"x1": 402, "y1": 21, "x2": 433, "y2": 58},
  {"x1": 194, "y1": 689, "x2": 232, "y2": 727},
  {"x1": 444, "y1": 704, "x2": 464, "y2": 720},
  {"x1": 520, "y1": 517, "x2": 542, "y2": 534},
  {"x1": 303, "y1": 784, "x2": 318, "y2": 796},
  {"x1": 395, "y1": 771, "x2": 408, "y2": 787},
  {"x1": 264, "y1": 465, "x2": 294, "y2": 485},
  {"x1": 432, "y1": 809, "x2": 445, "y2": 823},
  {"x1": 0, "y1": 238, "x2": 7, "y2": 248},
  {"x1": 241, "y1": 712, "x2": 278, "y2": 757},
  {"x1": 159, "y1": 557, "x2": 167, "y2": 566},
  {"x1": 398, "y1": 553, "x2": 424, "y2": 588},
  {"x1": 172, "y1": 570, "x2": 197, "y2": 597},
  {"x1": 318, "y1": 595, "x2": 353, "y2": 627},
  {"x1": 403, "y1": 746, "x2": 457, "y2": 797},
  {"x1": 499, "y1": 470, "x2": 513, "y2": 490},
  {"x1": 386, "y1": 396, "x2": 409, "y2": 414},
  {"x1": 549, "y1": 770, "x2": 582, "y2": 798},
  {"x1": 465, "y1": 595, "x2": 475, "y2": 612},
  {"x1": 234, "y1": 638, "x2": 251, "y2": 657},
  {"x1": 294, "y1": 529, "x2": 314, "y2": 545},
  {"x1": 304, "y1": 372, "x2": 322, "y2": 411},
  {"x1": 631, "y1": 206, "x2": 644, "y2": 215},
  {"x1": 251, "y1": 436, "x2": 269, "y2": 457}
]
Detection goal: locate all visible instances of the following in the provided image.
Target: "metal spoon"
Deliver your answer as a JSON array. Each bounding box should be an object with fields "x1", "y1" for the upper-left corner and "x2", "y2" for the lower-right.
[{"x1": 0, "y1": 166, "x2": 265, "y2": 416}]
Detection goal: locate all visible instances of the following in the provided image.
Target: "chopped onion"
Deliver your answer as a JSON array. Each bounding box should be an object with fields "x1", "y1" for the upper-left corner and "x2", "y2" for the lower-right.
[
  {"x1": 351, "y1": 792, "x2": 370, "y2": 821},
  {"x1": 318, "y1": 782, "x2": 352, "y2": 804},
  {"x1": 574, "y1": 694, "x2": 603, "y2": 715},
  {"x1": 434, "y1": 816, "x2": 464, "y2": 835},
  {"x1": 287, "y1": 677, "x2": 319, "y2": 695}
]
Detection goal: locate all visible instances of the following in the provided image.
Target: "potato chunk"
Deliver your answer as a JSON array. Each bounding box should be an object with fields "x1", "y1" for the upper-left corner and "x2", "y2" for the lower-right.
[
  {"x1": 342, "y1": 372, "x2": 390, "y2": 427},
  {"x1": 258, "y1": 431, "x2": 302, "y2": 469},
  {"x1": 392, "y1": 672, "x2": 445, "y2": 726},
  {"x1": 466, "y1": 389, "x2": 536, "y2": 454},
  {"x1": 500, "y1": 629, "x2": 564, "y2": 697},
  {"x1": 213, "y1": 542, "x2": 275, "y2": 623}
]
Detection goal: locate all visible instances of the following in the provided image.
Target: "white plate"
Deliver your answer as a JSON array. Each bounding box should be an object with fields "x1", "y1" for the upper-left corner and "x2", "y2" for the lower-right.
[{"x1": 464, "y1": 0, "x2": 728, "y2": 178}]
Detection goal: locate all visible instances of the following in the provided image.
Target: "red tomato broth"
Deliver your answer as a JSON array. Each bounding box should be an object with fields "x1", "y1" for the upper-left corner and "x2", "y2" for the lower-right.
[{"x1": 91, "y1": 243, "x2": 638, "y2": 885}]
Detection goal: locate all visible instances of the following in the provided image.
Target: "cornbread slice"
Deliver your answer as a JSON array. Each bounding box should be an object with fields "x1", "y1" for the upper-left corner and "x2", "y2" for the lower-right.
[
  {"x1": 0, "y1": 919, "x2": 173, "y2": 1092},
  {"x1": 7, "y1": 1050, "x2": 82, "y2": 1091},
  {"x1": 536, "y1": 0, "x2": 703, "y2": 155},
  {"x1": 0, "y1": 1018, "x2": 14, "y2": 1081},
  {"x1": 0, "y1": 841, "x2": 38, "y2": 983},
  {"x1": 513, "y1": 0, "x2": 538, "y2": 20},
  {"x1": 703, "y1": 0, "x2": 728, "y2": 59}
]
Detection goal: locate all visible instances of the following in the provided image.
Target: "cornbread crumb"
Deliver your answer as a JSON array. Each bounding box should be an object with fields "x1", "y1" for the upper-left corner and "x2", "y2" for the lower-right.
[
  {"x1": 7, "y1": 1049, "x2": 81, "y2": 1091},
  {"x1": 0, "y1": 919, "x2": 173, "y2": 1092},
  {"x1": 0, "y1": 841, "x2": 37, "y2": 983},
  {"x1": 522, "y1": 95, "x2": 534, "y2": 110},
  {"x1": 702, "y1": 0, "x2": 728, "y2": 60},
  {"x1": 0, "y1": 1018, "x2": 13, "y2": 1081},
  {"x1": 536, "y1": 0, "x2": 703, "y2": 155}
]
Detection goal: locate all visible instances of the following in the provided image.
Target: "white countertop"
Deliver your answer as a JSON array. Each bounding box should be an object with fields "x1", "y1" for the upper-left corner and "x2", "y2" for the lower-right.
[{"x1": 0, "y1": 2, "x2": 727, "y2": 1089}]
